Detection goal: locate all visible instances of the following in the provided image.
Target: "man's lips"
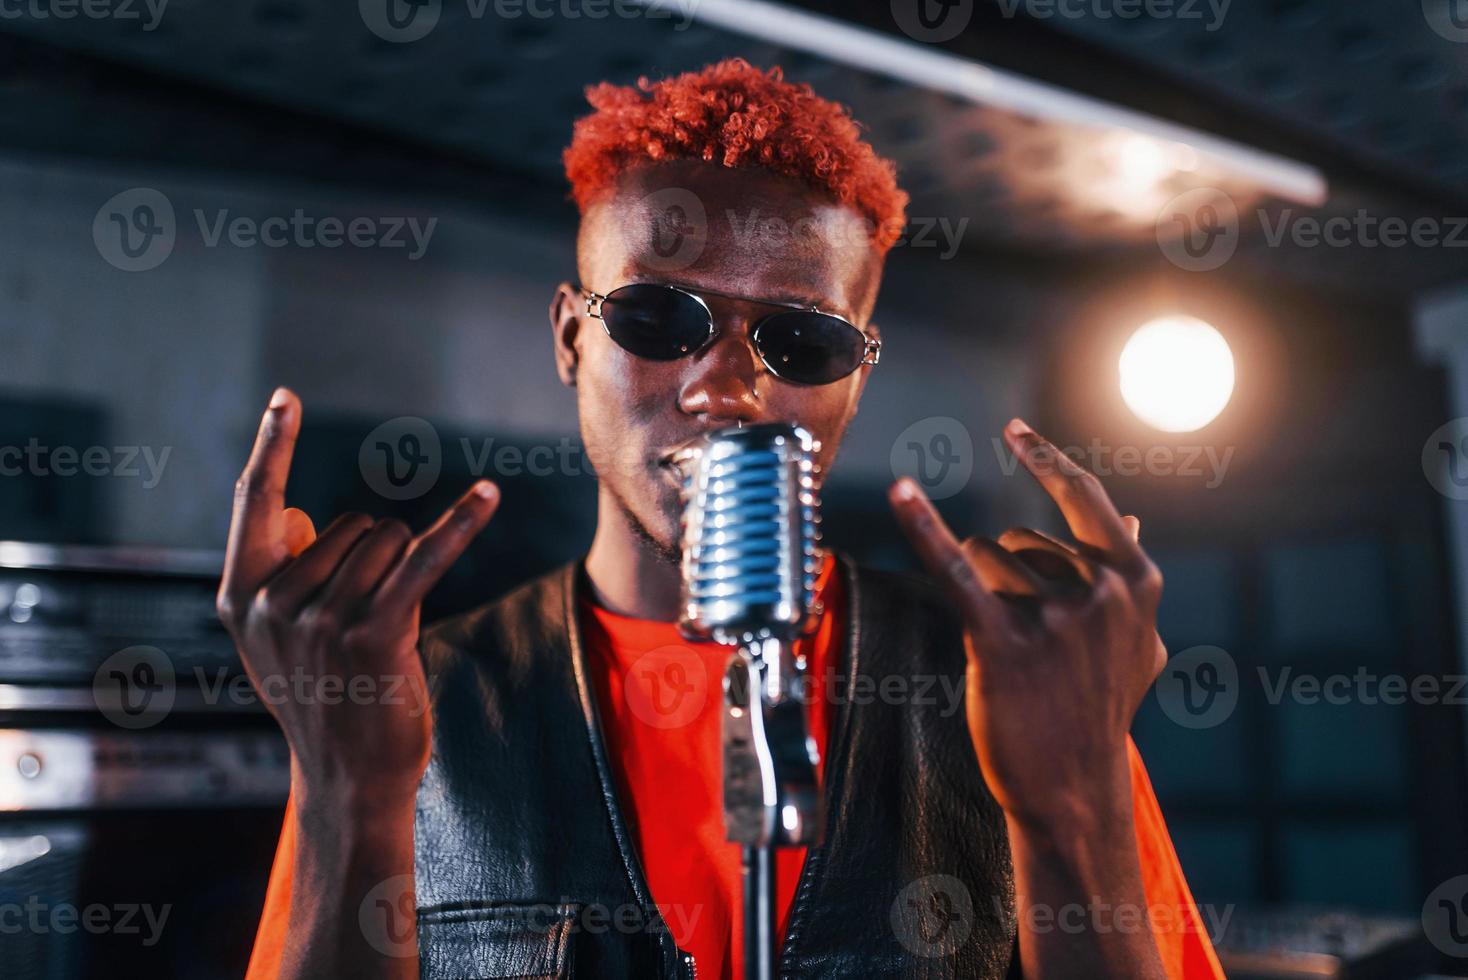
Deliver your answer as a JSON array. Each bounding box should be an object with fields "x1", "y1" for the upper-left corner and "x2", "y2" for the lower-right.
[{"x1": 655, "y1": 438, "x2": 702, "y2": 472}]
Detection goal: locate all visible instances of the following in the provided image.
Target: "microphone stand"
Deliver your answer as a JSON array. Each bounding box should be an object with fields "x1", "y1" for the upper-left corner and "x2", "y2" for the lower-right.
[{"x1": 722, "y1": 635, "x2": 821, "y2": 980}]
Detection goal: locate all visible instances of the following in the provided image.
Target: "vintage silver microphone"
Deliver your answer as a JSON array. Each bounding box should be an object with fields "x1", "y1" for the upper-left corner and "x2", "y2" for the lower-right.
[{"x1": 671, "y1": 422, "x2": 825, "y2": 980}]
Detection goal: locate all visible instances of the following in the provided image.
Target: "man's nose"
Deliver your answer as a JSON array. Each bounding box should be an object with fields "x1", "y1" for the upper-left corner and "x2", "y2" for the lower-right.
[{"x1": 677, "y1": 325, "x2": 762, "y2": 424}]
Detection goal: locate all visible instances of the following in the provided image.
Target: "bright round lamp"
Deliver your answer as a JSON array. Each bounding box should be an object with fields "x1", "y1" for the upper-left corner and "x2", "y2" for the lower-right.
[{"x1": 1119, "y1": 316, "x2": 1235, "y2": 433}]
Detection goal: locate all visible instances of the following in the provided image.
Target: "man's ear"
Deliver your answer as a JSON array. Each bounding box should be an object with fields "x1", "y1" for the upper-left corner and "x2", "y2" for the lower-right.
[{"x1": 549, "y1": 282, "x2": 582, "y2": 388}]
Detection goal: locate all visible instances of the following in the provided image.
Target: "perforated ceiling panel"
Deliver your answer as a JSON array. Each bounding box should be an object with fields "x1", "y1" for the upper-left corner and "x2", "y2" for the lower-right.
[
  {"x1": 0, "y1": 6, "x2": 1292, "y2": 244},
  {"x1": 1011, "y1": 0, "x2": 1468, "y2": 191},
  {"x1": 0, "y1": 0, "x2": 1464, "y2": 291}
]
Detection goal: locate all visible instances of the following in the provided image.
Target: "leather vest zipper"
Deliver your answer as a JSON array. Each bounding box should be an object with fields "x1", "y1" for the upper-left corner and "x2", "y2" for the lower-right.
[{"x1": 779, "y1": 558, "x2": 862, "y2": 975}]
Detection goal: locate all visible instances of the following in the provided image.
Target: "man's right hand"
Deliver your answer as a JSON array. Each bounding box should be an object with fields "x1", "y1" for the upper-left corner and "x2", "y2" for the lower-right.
[{"x1": 216, "y1": 386, "x2": 500, "y2": 810}]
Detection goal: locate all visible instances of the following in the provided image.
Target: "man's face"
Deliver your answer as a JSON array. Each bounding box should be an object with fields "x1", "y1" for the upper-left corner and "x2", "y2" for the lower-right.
[{"x1": 551, "y1": 160, "x2": 885, "y2": 560}]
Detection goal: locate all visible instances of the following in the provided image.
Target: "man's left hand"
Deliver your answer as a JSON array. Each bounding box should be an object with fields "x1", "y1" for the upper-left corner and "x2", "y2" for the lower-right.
[{"x1": 889, "y1": 417, "x2": 1166, "y2": 831}]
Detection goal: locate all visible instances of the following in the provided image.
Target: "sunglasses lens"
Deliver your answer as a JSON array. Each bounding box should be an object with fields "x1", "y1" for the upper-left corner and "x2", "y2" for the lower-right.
[
  {"x1": 755, "y1": 312, "x2": 867, "y2": 385},
  {"x1": 600, "y1": 284, "x2": 712, "y2": 361}
]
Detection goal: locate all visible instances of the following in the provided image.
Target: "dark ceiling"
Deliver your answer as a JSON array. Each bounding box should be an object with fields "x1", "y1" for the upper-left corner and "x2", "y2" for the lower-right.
[
  {"x1": 1, "y1": 0, "x2": 1465, "y2": 293},
  {"x1": 1035, "y1": 0, "x2": 1468, "y2": 193}
]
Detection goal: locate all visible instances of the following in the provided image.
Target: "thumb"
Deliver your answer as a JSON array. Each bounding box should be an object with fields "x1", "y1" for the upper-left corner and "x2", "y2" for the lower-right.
[{"x1": 282, "y1": 507, "x2": 316, "y2": 557}]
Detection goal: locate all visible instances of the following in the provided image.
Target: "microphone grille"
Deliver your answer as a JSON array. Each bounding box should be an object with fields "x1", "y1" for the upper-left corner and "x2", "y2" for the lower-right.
[{"x1": 675, "y1": 423, "x2": 822, "y2": 644}]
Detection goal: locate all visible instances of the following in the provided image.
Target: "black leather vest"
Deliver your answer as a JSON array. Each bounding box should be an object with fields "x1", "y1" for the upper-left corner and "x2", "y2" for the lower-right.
[{"x1": 413, "y1": 559, "x2": 1018, "y2": 979}]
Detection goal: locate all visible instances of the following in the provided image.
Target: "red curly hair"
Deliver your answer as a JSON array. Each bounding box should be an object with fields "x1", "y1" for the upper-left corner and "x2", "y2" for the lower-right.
[{"x1": 563, "y1": 58, "x2": 909, "y2": 252}]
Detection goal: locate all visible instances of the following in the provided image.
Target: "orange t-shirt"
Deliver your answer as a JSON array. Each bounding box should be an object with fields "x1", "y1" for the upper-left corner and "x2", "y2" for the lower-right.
[{"x1": 245, "y1": 559, "x2": 1225, "y2": 979}]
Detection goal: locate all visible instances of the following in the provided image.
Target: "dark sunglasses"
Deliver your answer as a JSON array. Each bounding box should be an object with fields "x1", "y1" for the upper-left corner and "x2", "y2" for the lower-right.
[{"x1": 581, "y1": 282, "x2": 881, "y2": 386}]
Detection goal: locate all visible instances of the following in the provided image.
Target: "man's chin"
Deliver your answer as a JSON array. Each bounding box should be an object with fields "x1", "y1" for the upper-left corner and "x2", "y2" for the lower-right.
[
  {"x1": 632, "y1": 516, "x2": 682, "y2": 566},
  {"x1": 604, "y1": 471, "x2": 685, "y2": 565},
  {"x1": 648, "y1": 505, "x2": 683, "y2": 563},
  {"x1": 618, "y1": 489, "x2": 684, "y2": 566}
]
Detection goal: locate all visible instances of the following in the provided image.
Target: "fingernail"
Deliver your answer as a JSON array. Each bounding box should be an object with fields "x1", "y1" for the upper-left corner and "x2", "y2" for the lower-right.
[
  {"x1": 1005, "y1": 418, "x2": 1033, "y2": 438},
  {"x1": 892, "y1": 477, "x2": 921, "y2": 502},
  {"x1": 269, "y1": 387, "x2": 291, "y2": 410},
  {"x1": 472, "y1": 480, "x2": 498, "y2": 500}
]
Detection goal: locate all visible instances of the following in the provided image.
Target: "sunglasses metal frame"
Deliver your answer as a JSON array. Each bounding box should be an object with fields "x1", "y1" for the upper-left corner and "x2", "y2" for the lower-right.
[{"x1": 580, "y1": 283, "x2": 881, "y2": 381}]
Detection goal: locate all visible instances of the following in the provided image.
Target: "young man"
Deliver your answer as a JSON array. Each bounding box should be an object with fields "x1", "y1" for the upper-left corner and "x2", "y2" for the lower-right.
[{"x1": 230, "y1": 60, "x2": 1224, "y2": 979}]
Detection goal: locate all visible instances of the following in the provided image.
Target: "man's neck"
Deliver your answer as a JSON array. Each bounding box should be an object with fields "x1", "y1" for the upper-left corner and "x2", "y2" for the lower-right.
[{"x1": 582, "y1": 493, "x2": 683, "y2": 621}]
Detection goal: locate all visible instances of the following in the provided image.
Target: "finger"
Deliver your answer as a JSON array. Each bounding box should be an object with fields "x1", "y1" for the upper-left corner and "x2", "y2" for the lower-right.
[
  {"x1": 221, "y1": 388, "x2": 302, "y2": 602},
  {"x1": 961, "y1": 537, "x2": 1045, "y2": 598},
  {"x1": 314, "y1": 519, "x2": 414, "y2": 616},
  {"x1": 283, "y1": 508, "x2": 317, "y2": 557},
  {"x1": 376, "y1": 481, "x2": 501, "y2": 619},
  {"x1": 261, "y1": 513, "x2": 375, "y2": 615},
  {"x1": 996, "y1": 527, "x2": 1097, "y2": 589},
  {"x1": 888, "y1": 478, "x2": 1008, "y2": 632},
  {"x1": 1002, "y1": 418, "x2": 1142, "y2": 568},
  {"x1": 1124, "y1": 515, "x2": 1141, "y2": 542}
]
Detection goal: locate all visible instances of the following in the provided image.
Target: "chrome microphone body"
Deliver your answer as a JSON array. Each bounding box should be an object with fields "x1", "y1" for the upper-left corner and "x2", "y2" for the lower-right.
[
  {"x1": 672, "y1": 422, "x2": 825, "y2": 980},
  {"x1": 674, "y1": 423, "x2": 820, "y2": 640}
]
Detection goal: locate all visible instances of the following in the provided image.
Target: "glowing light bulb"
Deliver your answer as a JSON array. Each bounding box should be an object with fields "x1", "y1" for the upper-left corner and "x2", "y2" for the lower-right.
[
  {"x1": 1116, "y1": 135, "x2": 1171, "y2": 185},
  {"x1": 1119, "y1": 316, "x2": 1235, "y2": 433}
]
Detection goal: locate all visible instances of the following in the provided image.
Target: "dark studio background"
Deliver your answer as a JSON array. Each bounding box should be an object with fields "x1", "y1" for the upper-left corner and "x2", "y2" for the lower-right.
[{"x1": 2, "y1": 0, "x2": 1468, "y2": 977}]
